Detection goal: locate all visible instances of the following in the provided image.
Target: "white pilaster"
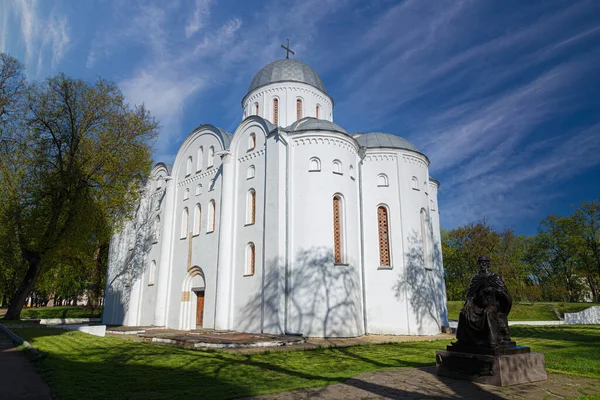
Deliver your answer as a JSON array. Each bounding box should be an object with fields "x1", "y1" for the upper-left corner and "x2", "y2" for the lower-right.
[{"x1": 215, "y1": 152, "x2": 235, "y2": 330}]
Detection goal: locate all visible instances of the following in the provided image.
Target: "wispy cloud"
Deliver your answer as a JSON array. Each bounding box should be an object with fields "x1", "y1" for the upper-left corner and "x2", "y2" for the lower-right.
[{"x1": 185, "y1": 0, "x2": 212, "y2": 38}]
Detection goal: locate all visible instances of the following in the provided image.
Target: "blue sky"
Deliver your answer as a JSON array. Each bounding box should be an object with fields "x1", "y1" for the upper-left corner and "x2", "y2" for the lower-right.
[{"x1": 2, "y1": 0, "x2": 600, "y2": 235}]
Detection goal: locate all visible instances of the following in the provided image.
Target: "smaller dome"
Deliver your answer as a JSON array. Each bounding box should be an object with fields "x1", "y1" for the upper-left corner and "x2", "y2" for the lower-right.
[
  {"x1": 285, "y1": 117, "x2": 347, "y2": 134},
  {"x1": 354, "y1": 132, "x2": 419, "y2": 152}
]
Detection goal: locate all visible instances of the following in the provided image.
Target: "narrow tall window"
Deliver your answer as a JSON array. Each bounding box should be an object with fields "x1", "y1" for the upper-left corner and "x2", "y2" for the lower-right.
[
  {"x1": 148, "y1": 260, "x2": 157, "y2": 286},
  {"x1": 412, "y1": 176, "x2": 419, "y2": 190},
  {"x1": 316, "y1": 104, "x2": 320, "y2": 119},
  {"x1": 296, "y1": 99, "x2": 302, "y2": 120},
  {"x1": 207, "y1": 200, "x2": 216, "y2": 232},
  {"x1": 183, "y1": 188, "x2": 190, "y2": 200},
  {"x1": 273, "y1": 98, "x2": 279, "y2": 125},
  {"x1": 195, "y1": 184, "x2": 202, "y2": 196},
  {"x1": 246, "y1": 189, "x2": 256, "y2": 225},
  {"x1": 247, "y1": 165, "x2": 255, "y2": 179},
  {"x1": 197, "y1": 147, "x2": 203, "y2": 172},
  {"x1": 254, "y1": 102, "x2": 259, "y2": 115},
  {"x1": 378, "y1": 206, "x2": 391, "y2": 267},
  {"x1": 181, "y1": 207, "x2": 189, "y2": 239},
  {"x1": 420, "y1": 208, "x2": 430, "y2": 268},
  {"x1": 333, "y1": 195, "x2": 343, "y2": 264},
  {"x1": 186, "y1": 156, "x2": 193, "y2": 176},
  {"x1": 248, "y1": 133, "x2": 256, "y2": 151},
  {"x1": 332, "y1": 160, "x2": 342, "y2": 174},
  {"x1": 246, "y1": 243, "x2": 255, "y2": 276},
  {"x1": 193, "y1": 204, "x2": 201, "y2": 235},
  {"x1": 156, "y1": 176, "x2": 163, "y2": 190},
  {"x1": 208, "y1": 146, "x2": 214, "y2": 168}
]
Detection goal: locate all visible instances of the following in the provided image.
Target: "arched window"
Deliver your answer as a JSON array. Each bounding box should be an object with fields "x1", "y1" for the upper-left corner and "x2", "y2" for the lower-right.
[
  {"x1": 246, "y1": 242, "x2": 255, "y2": 276},
  {"x1": 420, "y1": 208, "x2": 430, "y2": 268},
  {"x1": 207, "y1": 146, "x2": 214, "y2": 168},
  {"x1": 193, "y1": 204, "x2": 201, "y2": 235},
  {"x1": 209, "y1": 179, "x2": 214, "y2": 191},
  {"x1": 316, "y1": 104, "x2": 321, "y2": 119},
  {"x1": 183, "y1": 188, "x2": 190, "y2": 200},
  {"x1": 349, "y1": 165, "x2": 355, "y2": 180},
  {"x1": 333, "y1": 195, "x2": 344, "y2": 264},
  {"x1": 156, "y1": 176, "x2": 163, "y2": 190},
  {"x1": 273, "y1": 98, "x2": 279, "y2": 125},
  {"x1": 148, "y1": 260, "x2": 157, "y2": 286},
  {"x1": 377, "y1": 174, "x2": 389, "y2": 187},
  {"x1": 296, "y1": 98, "x2": 303, "y2": 120},
  {"x1": 248, "y1": 133, "x2": 256, "y2": 151},
  {"x1": 197, "y1": 147, "x2": 203, "y2": 172},
  {"x1": 332, "y1": 160, "x2": 342, "y2": 175},
  {"x1": 430, "y1": 199, "x2": 435, "y2": 211},
  {"x1": 246, "y1": 189, "x2": 256, "y2": 225},
  {"x1": 186, "y1": 156, "x2": 193, "y2": 176},
  {"x1": 207, "y1": 200, "x2": 216, "y2": 232},
  {"x1": 247, "y1": 165, "x2": 255, "y2": 180},
  {"x1": 195, "y1": 184, "x2": 202, "y2": 196},
  {"x1": 153, "y1": 215, "x2": 160, "y2": 243},
  {"x1": 377, "y1": 206, "x2": 391, "y2": 267},
  {"x1": 309, "y1": 157, "x2": 321, "y2": 172},
  {"x1": 412, "y1": 176, "x2": 419, "y2": 190},
  {"x1": 254, "y1": 102, "x2": 259, "y2": 116},
  {"x1": 181, "y1": 207, "x2": 189, "y2": 239}
]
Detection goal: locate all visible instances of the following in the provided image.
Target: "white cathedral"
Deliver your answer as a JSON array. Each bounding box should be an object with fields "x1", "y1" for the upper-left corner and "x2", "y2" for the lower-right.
[{"x1": 103, "y1": 55, "x2": 449, "y2": 337}]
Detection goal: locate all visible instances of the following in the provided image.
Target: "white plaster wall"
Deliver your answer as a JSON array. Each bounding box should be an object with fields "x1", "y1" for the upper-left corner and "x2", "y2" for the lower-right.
[
  {"x1": 428, "y1": 180, "x2": 449, "y2": 327},
  {"x1": 564, "y1": 306, "x2": 600, "y2": 324},
  {"x1": 166, "y1": 129, "x2": 227, "y2": 330},
  {"x1": 286, "y1": 132, "x2": 364, "y2": 337},
  {"x1": 243, "y1": 82, "x2": 333, "y2": 127}
]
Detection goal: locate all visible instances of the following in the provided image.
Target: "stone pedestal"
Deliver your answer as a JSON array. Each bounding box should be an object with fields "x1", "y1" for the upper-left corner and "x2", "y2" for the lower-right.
[{"x1": 436, "y1": 350, "x2": 547, "y2": 386}]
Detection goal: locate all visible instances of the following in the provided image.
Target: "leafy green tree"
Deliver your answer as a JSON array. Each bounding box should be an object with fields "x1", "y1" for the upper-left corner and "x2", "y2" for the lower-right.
[
  {"x1": 0, "y1": 71, "x2": 158, "y2": 319},
  {"x1": 573, "y1": 201, "x2": 600, "y2": 302}
]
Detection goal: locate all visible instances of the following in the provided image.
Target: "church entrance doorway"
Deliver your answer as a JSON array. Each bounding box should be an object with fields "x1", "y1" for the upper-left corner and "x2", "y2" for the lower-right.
[{"x1": 195, "y1": 290, "x2": 205, "y2": 328}]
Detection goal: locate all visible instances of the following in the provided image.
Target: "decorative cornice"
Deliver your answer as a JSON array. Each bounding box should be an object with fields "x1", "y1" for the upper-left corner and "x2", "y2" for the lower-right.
[
  {"x1": 177, "y1": 168, "x2": 218, "y2": 187},
  {"x1": 364, "y1": 154, "x2": 397, "y2": 162},
  {"x1": 238, "y1": 149, "x2": 265, "y2": 162},
  {"x1": 292, "y1": 137, "x2": 358, "y2": 156},
  {"x1": 402, "y1": 154, "x2": 428, "y2": 168}
]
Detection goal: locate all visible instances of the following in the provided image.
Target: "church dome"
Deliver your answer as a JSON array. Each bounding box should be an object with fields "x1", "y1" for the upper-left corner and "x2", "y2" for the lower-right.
[
  {"x1": 285, "y1": 117, "x2": 347, "y2": 134},
  {"x1": 354, "y1": 132, "x2": 419, "y2": 152},
  {"x1": 248, "y1": 59, "x2": 328, "y2": 94}
]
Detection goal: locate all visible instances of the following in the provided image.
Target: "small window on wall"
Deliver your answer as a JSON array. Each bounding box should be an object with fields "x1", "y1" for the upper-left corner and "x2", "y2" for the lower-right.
[
  {"x1": 247, "y1": 165, "x2": 255, "y2": 179},
  {"x1": 156, "y1": 176, "x2": 163, "y2": 190},
  {"x1": 181, "y1": 207, "x2": 189, "y2": 239},
  {"x1": 378, "y1": 206, "x2": 391, "y2": 267},
  {"x1": 148, "y1": 260, "x2": 157, "y2": 286},
  {"x1": 332, "y1": 160, "x2": 342, "y2": 175},
  {"x1": 197, "y1": 147, "x2": 203, "y2": 172},
  {"x1": 248, "y1": 133, "x2": 256, "y2": 151},
  {"x1": 316, "y1": 104, "x2": 321, "y2": 119},
  {"x1": 246, "y1": 242, "x2": 255, "y2": 276},
  {"x1": 377, "y1": 174, "x2": 389, "y2": 187},
  {"x1": 254, "y1": 103, "x2": 259, "y2": 116},
  {"x1": 186, "y1": 156, "x2": 193, "y2": 176},
  {"x1": 207, "y1": 200, "x2": 216, "y2": 232},
  {"x1": 209, "y1": 179, "x2": 214, "y2": 191},
  {"x1": 412, "y1": 176, "x2": 419, "y2": 190},
  {"x1": 333, "y1": 195, "x2": 345, "y2": 264},
  {"x1": 309, "y1": 157, "x2": 321, "y2": 172},
  {"x1": 246, "y1": 189, "x2": 256, "y2": 225},
  {"x1": 193, "y1": 204, "x2": 201, "y2": 235},
  {"x1": 273, "y1": 98, "x2": 279, "y2": 125},
  {"x1": 296, "y1": 99, "x2": 303, "y2": 120},
  {"x1": 207, "y1": 146, "x2": 214, "y2": 168},
  {"x1": 195, "y1": 184, "x2": 202, "y2": 196},
  {"x1": 430, "y1": 199, "x2": 435, "y2": 211},
  {"x1": 349, "y1": 165, "x2": 355, "y2": 180},
  {"x1": 183, "y1": 188, "x2": 190, "y2": 200}
]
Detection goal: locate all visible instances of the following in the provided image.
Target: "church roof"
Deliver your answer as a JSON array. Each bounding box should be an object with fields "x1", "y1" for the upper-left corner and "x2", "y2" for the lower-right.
[
  {"x1": 248, "y1": 59, "x2": 328, "y2": 95},
  {"x1": 354, "y1": 132, "x2": 419, "y2": 152},
  {"x1": 284, "y1": 117, "x2": 347, "y2": 134}
]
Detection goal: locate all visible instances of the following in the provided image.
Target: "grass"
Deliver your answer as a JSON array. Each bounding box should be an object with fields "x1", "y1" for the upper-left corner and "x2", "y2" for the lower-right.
[
  {"x1": 11, "y1": 325, "x2": 600, "y2": 400},
  {"x1": 18, "y1": 306, "x2": 102, "y2": 319},
  {"x1": 446, "y1": 301, "x2": 600, "y2": 321}
]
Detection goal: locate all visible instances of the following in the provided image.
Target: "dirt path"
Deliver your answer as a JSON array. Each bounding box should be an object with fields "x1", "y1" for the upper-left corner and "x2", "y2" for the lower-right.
[{"x1": 0, "y1": 330, "x2": 52, "y2": 400}]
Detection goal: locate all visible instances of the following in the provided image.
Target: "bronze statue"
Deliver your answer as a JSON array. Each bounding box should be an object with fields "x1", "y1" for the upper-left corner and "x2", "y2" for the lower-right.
[{"x1": 455, "y1": 255, "x2": 513, "y2": 348}]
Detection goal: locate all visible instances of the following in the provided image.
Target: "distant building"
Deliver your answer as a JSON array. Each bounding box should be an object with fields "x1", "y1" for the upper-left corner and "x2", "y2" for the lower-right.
[{"x1": 103, "y1": 57, "x2": 448, "y2": 336}]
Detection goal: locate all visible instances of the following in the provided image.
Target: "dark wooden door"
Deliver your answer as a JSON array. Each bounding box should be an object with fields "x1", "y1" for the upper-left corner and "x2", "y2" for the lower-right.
[{"x1": 196, "y1": 291, "x2": 205, "y2": 327}]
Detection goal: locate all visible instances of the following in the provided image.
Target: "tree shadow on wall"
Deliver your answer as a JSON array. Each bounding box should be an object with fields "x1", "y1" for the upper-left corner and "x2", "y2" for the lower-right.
[
  {"x1": 237, "y1": 246, "x2": 363, "y2": 337},
  {"x1": 393, "y1": 231, "x2": 448, "y2": 335}
]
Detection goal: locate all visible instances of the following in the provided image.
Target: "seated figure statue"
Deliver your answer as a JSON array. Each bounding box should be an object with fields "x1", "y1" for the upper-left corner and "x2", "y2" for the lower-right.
[{"x1": 455, "y1": 255, "x2": 513, "y2": 348}]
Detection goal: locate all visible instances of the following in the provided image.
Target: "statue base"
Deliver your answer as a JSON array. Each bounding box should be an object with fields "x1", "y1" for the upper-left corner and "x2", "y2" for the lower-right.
[
  {"x1": 446, "y1": 342, "x2": 530, "y2": 356},
  {"x1": 436, "y1": 350, "x2": 547, "y2": 386}
]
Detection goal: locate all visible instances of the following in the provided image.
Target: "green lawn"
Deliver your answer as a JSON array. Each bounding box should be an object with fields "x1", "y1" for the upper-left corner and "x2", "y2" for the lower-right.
[
  {"x1": 447, "y1": 301, "x2": 600, "y2": 321},
  {"x1": 11, "y1": 325, "x2": 600, "y2": 400},
  {"x1": 18, "y1": 306, "x2": 102, "y2": 319}
]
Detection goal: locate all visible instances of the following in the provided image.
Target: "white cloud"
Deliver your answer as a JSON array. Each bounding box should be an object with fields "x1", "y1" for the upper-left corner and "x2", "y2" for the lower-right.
[
  {"x1": 185, "y1": 0, "x2": 212, "y2": 38},
  {"x1": 46, "y1": 14, "x2": 70, "y2": 68}
]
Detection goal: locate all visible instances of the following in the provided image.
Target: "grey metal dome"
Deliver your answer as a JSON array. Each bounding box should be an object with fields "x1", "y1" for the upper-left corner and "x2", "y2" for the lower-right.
[
  {"x1": 354, "y1": 132, "x2": 419, "y2": 152},
  {"x1": 248, "y1": 59, "x2": 327, "y2": 94},
  {"x1": 285, "y1": 117, "x2": 347, "y2": 134}
]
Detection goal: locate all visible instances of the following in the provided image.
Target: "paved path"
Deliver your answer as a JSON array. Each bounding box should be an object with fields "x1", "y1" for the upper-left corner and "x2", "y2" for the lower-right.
[
  {"x1": 0, "y1": 330, "x2": 52, "y2": 400},
  {"x1": 244, "y1": 367, "x2": 600, "y2": 399}
]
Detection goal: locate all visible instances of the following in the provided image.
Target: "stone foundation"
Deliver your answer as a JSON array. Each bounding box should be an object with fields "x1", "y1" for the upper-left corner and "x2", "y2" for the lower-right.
[{"x1": 436, "y1": 350, "x2": 547, "y2": 386}]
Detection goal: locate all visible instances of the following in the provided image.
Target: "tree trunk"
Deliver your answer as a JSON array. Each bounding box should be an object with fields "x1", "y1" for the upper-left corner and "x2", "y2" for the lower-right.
[
  {"x1": 88, "y1": 241, "x2": 108, "y2": 313},
  {"x1": 5, "y1": 251, "x2": 43, "y2": 320}
]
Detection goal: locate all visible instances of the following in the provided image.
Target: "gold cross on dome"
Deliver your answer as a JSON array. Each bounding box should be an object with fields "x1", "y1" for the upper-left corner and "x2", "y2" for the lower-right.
[{"x1": 281, "y1": 39, "x2": 295, "y2": 59}]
